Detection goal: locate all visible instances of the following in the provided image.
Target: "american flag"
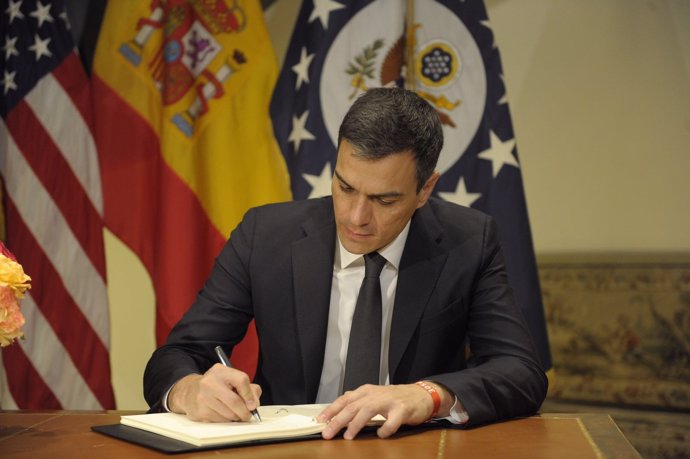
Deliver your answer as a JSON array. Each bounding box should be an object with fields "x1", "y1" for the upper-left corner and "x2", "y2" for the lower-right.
[
  {"x1": 0, "y1": 0, "x2": 115, "y2": 409},
  {"x1": 270, "y1": 0, "x2": 551, "y2": 370}
]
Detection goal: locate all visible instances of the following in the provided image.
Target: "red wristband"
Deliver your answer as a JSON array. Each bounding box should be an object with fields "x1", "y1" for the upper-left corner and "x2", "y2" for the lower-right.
[{"x1": 415, "y1": 381, "x2": 441, "y2": 418}]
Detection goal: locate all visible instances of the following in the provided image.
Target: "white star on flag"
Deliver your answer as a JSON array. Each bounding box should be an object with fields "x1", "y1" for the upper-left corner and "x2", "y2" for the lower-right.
[
  {"x1": 59, "y1": 10, "x2": 70, "y2": 27},
  {"x1": 2, "y1": 70, "x2": 18, "y2": 94},
  {"x1": 28, "y1": 33, "x2": 52, "y2": 60},
  {"x1": 438, "y1": 177, "x2": 482, "y2": 207},
  {"x1": 477, "y1": 131, "x2": 519, "y2": 177},
  {"x1": 288, "y1": 110, "x2": 316, "y2": 153},
  {"x1": 309, "y1": 0, "x2": 345, "y2": 30},
  {"x1": 304, "y1": 162, "x2": 333, "y2": 198},
  {"x1": 3, "y1": 35, "x2": 20, "y2": 60},
  {"x1": 30, "y1": 1, "x2": 53, "y2": 27},
  {"x1": 6, "y1": 0, "x2": 25, "y2": 24},
  {"x1": 291, "y1": 47, "x2": 314, "y2": 90},
  {"x1": 498, "y1": 74, "x2": 508, "y2": 105},
  {"x1": 480, "y1": 20, "x2": 497, "y2": 49}
]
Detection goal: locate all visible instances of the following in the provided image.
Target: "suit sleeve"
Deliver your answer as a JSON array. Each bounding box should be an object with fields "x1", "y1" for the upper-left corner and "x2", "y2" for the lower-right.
[
  {"x1": 142, "y1": 208, "x2": 258, "y2": 411},
  {"x1": 429, "y1": 216, "x2": 548, "y2": 426}
]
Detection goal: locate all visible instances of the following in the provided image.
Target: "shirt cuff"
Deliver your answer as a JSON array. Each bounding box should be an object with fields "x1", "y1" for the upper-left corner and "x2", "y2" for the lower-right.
[
  {"x1": 437, "y1": 396, "x2": 469, "y2": 424},
  {"x1": 161, "y1": 384, "x2": 176, "y2": 413}
]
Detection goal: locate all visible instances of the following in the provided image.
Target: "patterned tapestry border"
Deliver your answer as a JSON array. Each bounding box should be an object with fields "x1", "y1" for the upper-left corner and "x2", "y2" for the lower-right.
[{"x1": 539, "y1": 257, "x2": 690, "y2": 411}]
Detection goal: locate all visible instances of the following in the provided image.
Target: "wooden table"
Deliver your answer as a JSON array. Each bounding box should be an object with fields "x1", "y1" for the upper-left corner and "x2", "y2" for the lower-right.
[{"x1": 0, "y1": 411, "x2": 641, "y2": 458}]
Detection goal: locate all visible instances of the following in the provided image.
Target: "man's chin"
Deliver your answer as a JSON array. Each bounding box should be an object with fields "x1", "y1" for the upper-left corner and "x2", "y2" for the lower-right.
[
  {"x1": 337, "y1": 227, "x2": 379, "y2": 254},
  {"x1": 340, "y1": 237, "x2": 376, "y2": 255}
]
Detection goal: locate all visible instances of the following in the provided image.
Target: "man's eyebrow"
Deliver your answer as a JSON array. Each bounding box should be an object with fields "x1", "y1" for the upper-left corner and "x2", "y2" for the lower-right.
[
  {"x1": 333, "y1": 170, "x2": 351, "y2": 188},
  {"x1": 333, "y1": 170, "x2": 404, "y2": 199}
]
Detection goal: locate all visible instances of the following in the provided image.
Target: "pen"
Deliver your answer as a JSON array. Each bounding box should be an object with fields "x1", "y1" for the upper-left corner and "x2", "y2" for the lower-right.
[{"x1": 214, "y1": 345, "x2": 262, "y2": 423}]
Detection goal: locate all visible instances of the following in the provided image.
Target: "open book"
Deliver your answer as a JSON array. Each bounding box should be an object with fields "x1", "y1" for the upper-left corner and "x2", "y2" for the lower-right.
[{"x1": 120, "y1": 404, "x2": 384, "y2": 447}]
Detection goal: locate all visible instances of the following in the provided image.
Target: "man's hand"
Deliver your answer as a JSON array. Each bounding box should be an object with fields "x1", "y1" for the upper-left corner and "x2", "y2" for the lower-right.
[
  {"x1": 168, "y1": 364, "x2": 262, "y2": 422},
  {"x1": 316, "y1": 382, "x2": 452, "y2": 440}
]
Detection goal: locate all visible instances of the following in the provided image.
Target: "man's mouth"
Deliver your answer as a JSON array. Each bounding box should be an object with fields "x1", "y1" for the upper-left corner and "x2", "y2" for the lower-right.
[{"x1": 345, "y1": 227, "x2": 372, "y2": 240}]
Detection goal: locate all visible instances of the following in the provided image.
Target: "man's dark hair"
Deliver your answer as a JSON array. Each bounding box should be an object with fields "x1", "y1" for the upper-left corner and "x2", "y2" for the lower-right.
[{"x1": 337, "y1": 87, "x2": 443, "y2": 191}]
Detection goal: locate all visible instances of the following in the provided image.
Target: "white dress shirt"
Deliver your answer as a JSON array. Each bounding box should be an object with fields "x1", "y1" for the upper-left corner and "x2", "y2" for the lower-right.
[
  {"x1": 315, "y1": 222, "x2": 411, "y2": 403},
  {"x1": 314, "y1": 222, "x2": 468, "y2": 424}
]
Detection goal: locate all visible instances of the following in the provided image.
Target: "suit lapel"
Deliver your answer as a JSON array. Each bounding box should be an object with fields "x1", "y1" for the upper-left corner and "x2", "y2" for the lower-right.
[
  {"x1": 389, "y1": 203, "x2": 446, "y2": 379},
  {"x1": 292, "y1": 200, "x2": 336, "y2": 402}
]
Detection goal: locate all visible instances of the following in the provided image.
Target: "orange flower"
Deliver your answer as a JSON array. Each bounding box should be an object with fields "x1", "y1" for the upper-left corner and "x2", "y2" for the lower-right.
[{"x1": 0, "y1": 286, "x2": 26, "y2": 347}]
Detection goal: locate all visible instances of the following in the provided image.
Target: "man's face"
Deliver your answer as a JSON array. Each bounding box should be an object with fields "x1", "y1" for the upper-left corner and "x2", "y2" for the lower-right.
[{"x1": 332, "y1": 140, "x2": 439, "y2": 254}]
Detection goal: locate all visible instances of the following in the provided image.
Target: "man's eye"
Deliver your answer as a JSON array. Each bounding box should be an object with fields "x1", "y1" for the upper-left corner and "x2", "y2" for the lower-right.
[
  {"x1": 339, "y1": 184, "x2": 354, "y2": 193},
  {"x1": 377, "y1": 198, "x2": 395, "y2": 206}
]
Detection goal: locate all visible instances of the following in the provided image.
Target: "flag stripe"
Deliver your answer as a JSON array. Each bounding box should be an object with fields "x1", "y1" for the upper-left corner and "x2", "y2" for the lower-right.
[
  {"x1": 0, "y1": 352, "x2": 19, "y2": 409},
  {"x1": 26, "y1": 52, "x2": 104, "y2": 216},
  {"x1": 92, "y1": 76, "x2": 226, "y2": 345},
  {"x1": 1, "y1": 0, "x2": 115, "y2": 410},
  {"x1": 4, "y1": 101, "x2": 106, "y2": 279},
  {"x1": 18, "y1": 291, "x2": 102, "y2": 409},
  {"x1": 0, "y1": 122, "x2": 109, "y2": 347},
  {"x1": 12, "y1": 295, "x2": 100, "y2": 409},
  {"x1": 1, "y1": 343, "x2": 63, "y2": 409},
  {"x1": 4, "y1": 199, "x2": 111, "y2": 408}
]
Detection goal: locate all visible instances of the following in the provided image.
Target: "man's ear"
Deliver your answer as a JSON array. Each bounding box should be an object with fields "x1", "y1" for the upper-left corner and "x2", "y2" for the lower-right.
[{"x1": 416, "y1": 172, "x2": 441, "y2": 208}]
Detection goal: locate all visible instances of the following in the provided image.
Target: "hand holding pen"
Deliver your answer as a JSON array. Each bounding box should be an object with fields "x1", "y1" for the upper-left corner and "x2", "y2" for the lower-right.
[{"x1": 214, "y1": 345, "x2": 262, "y2": 423}]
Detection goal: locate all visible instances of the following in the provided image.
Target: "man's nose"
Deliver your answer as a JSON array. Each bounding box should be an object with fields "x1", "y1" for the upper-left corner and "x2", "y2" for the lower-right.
[{"x1": 350, "y1": 197, "x2": 371, "y2": 226}]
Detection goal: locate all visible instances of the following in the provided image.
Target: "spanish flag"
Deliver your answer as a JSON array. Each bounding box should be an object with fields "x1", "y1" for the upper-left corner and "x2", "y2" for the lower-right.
[{"x1": 92, "y1": 0, "x2": 290, "y2": 376}]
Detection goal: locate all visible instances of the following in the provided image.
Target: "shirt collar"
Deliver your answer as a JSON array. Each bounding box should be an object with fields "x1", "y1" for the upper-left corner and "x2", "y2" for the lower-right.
[{"x1": 336, "y1": 221, "x2": 411, "y2": 271}]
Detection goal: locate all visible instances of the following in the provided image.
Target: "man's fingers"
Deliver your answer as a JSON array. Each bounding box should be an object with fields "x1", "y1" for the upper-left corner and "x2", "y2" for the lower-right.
[
  {"x1": 218, "y1": 365, "x2": 261, "y2": 412},
  {"x1": 186, "y1": 398, "x2": 240, "y2": 422},
  {"x1": 318, "y1": 391, "x2": 360, "y2": 439},
  {"x1": 376, "y1": 414, "x2": 403, "y2": 438},
  {"x1": 342, "y1": 407, "x2": 376, "y2": 440},
  {"x1": 320, "y1": 389, "x2": 376, "y2": 440},
  {"x1": 177, "y1": 365, "x2": 261, "y2": 422},
  {"x1": 249, "y1": 384, "x2": 262, "y2": 410},
  {"x1": 317, "y1": 391, "x2": 353, "y2": 423},
  {"x1": 320, "y1": 404, "x2": 354, "y2": 439},
  {"x1": 319, "y1": 383, "x2": 438, "y2": 439},
  {"x1": 213, "y1": 386, "x2": 254, "y2": 421}
]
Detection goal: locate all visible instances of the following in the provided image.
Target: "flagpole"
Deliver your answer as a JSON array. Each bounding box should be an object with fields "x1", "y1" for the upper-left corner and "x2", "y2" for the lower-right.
[{"x1": 405, "y1": 0, "x2": 416, "y2": 90}]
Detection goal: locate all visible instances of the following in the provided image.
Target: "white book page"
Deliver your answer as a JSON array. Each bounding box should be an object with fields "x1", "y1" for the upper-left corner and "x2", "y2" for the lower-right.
[
  {"x1": 120, "y1": 405, "x2": 328, "y2": 446},
  {"x1": 120, "y1": 404, "x2": 384, "y2": 446}
]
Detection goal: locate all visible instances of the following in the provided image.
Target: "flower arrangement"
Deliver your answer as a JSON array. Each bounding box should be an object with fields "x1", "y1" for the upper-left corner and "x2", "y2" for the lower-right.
[{"x1": 0, "y1": 241, "x2": 31, "y2": 347}]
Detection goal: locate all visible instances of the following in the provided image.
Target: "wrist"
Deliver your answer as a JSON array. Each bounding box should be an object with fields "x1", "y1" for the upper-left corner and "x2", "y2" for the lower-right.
[
  {"x1": 415, "y1": 381, "x2": 441, "y2": 418},
  {"x1": 168, "y1": 374, "x2": 201, "y2": 414}
]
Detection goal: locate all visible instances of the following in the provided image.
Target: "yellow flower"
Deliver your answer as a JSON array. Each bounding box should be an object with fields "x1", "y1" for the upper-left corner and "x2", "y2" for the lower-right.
[
  {"x1": 0, "y1": 253, "x2": 31, "y2": 299},
  {"x1": 0, "y1": 247, "x2": 30, "y2": 347}
]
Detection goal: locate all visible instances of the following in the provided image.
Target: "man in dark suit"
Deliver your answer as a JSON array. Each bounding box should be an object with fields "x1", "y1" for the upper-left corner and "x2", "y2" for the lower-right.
[{"x1": 144, "y1": 88, "x2": 547, "y2": 440}]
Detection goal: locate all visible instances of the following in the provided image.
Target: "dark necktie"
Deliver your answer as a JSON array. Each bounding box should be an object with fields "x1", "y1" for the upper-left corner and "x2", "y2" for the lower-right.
[{"x1": 342, "y1": 252, "x2": 387, "y2": 392}]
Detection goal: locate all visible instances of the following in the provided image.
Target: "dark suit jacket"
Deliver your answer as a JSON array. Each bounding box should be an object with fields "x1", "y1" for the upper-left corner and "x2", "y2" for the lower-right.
[{"x1": 144, "y1": 197, "x2": 547, "y2": 426}]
